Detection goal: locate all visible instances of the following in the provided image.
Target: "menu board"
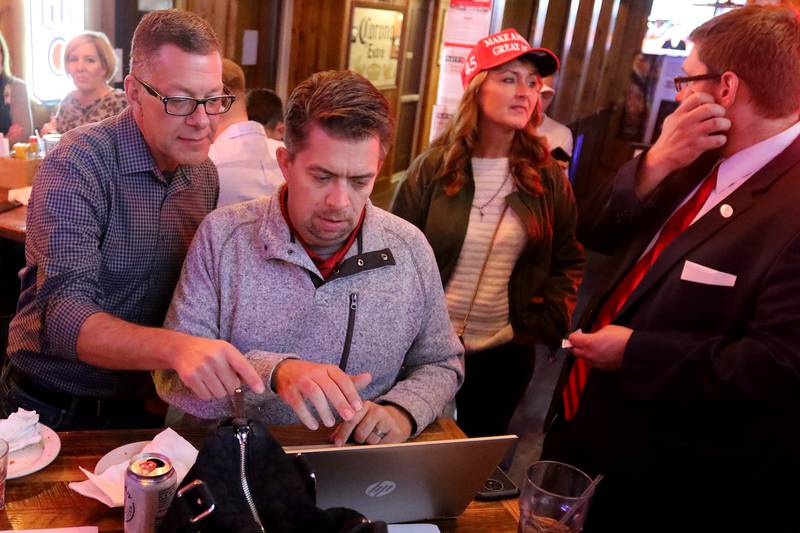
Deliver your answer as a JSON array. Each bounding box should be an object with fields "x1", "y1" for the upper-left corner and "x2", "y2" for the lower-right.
[
  {"x1": 348, "y1": 6, "x2": 404, "y2": 90},
  {"x1": 428, "y1": 0, "x2": 493, "y2": 142},
  {"x1": 443, "y1": 0, "x2": 493, "y2": 45}
]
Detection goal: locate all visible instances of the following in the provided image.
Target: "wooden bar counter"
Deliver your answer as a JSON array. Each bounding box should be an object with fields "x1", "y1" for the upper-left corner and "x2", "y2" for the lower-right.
[
  {"x1": 0, "y1": 157, "x2": 36, "y2": 243},
  {"x1": 0, "y1": 205, "x2": 26, "y2": 243},
  {"x1": 0, "y1": 418, "x2": 519, "y2": 532}
]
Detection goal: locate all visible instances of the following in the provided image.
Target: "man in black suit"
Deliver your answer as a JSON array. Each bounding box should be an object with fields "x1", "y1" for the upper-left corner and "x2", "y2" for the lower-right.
[{"x1": 543, "y1": 6, "x2": 800, "y2": 532}]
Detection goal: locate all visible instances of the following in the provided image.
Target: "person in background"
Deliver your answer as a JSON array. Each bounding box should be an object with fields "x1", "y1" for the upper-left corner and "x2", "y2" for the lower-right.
[
  {"x1": 41, "y1": 31, "x2": 127, "y2": 134},
  {"x1": 210, "y1": 59, "x2": 284, "y2": 208},
  {"x1": 392, "y1": 29, "x2": 584, "y2": 438},
  {"x1": 155, "y1": 70, "x2": 463, "y2": 445},
  {"x1": 247, "y1": 88, "x2": 284, "y2": 141},
  {"x1": 1, "y1": 10, "x2": 264, "y2": 431},
  {"x1": 538, "y1": 74, "x2": 573, "y2": 171},
  {"x1": 0, "y1": 31, "x2": 32, "y2": 145},
  {"x1": 661, "y1": 24, "x2": 687, "y2": 51},
  {"x1": 543, "y1": 6, "x2": 800, "y2": 532}
]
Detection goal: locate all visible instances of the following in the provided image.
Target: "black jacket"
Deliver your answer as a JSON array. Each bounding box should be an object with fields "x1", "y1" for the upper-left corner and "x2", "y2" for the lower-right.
[{"x1": 544, "y1": 137, "x2": 800, "y2": 532}]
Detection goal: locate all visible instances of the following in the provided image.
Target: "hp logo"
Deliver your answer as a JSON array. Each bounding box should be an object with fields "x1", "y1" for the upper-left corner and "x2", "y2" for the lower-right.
[{"x1": 365, "y1": 480, "x2": 396, "y2": 498}]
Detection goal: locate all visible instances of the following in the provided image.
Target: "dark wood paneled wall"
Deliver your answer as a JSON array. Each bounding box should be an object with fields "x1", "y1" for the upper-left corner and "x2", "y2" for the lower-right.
[
  {"x1": 575, "y1": 0, "x2": 616, "y2": 118},
  {"x1": 540, "y1": 0, "x2": 574, "y2": 62},
  {"x1": 416, "y1": 0, "x2": 446, "y2": 154},
  {"x1": 502, "y1": 0, "x2": 653, "y2": 207},
  {"x1": 503, "y1": 0, "x2": 652, "y2": 130},
  {"x1": 179, "y1": 0, "x2": 281, "y2": 90},
  {"x1": 287, "y1": 0, "x2": 351, "y2": 91},
  {"x1": 552, "y1": 0, "x2": 598, "y2": 123},
  {"x1": 285, "y1": 0, "x2": 416, "y2": 185}
]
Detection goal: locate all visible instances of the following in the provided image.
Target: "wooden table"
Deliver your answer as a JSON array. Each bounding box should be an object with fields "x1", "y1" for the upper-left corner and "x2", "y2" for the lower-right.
[
  {"x1": 0, "y1": 159, "x2": 39, "y2": 190},
  {"x1": 0, "y1": 419, "x2": 519, "y2": 532},
  {"x1": 0, "y1": 156, "x2": 36, "y2": 243},
  {"x1": 0, "y1": 205, "x2": 26, "y2": 242}
]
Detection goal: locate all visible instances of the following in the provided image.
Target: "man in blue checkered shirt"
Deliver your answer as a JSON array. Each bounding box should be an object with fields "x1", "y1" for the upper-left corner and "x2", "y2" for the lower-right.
[{"x1": 1, "y1": 10, "x2": 264, "y2": 430}]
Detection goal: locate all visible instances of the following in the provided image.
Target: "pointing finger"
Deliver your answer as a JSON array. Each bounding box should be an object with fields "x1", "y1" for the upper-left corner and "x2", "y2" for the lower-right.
[{"x1": 227, "y1": 351, "x2": 265, "y2": 394}]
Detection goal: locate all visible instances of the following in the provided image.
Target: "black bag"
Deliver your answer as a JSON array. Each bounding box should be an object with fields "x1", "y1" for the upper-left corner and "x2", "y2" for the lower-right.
[{"x1": 159, "y1": 416, "x2": 387, "y2": 533}]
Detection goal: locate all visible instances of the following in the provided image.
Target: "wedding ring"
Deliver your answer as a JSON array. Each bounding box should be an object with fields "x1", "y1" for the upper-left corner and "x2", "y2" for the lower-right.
[{"x1": 372, "y1": 429, "x2": 388, "y2": 439}]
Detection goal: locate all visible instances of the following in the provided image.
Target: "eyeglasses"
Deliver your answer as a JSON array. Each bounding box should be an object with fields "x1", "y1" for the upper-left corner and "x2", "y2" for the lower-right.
[
  {"x1": 133, "y1": 75, "x2": 235, "y2": 116},
  {"x1": 673, "y1": 73, "x2": 721, "y2": 92}
]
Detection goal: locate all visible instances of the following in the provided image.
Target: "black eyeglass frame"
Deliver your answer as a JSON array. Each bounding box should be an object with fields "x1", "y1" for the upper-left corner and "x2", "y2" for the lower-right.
[
  {"x1": 673, "y1": 73, "x2": 722, "y2": 92},
  {"x1": 133, "y1": 75, "x2": 236, "y2": 116}
]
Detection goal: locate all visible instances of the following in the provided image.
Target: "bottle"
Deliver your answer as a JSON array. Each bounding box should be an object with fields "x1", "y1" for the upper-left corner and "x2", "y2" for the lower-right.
[
  {"x1": 28, "y1": 136, "x2": 39, "y2": 159},
  {"x1": 12, "y1": 143, "x2": 29, "y2": 160}
]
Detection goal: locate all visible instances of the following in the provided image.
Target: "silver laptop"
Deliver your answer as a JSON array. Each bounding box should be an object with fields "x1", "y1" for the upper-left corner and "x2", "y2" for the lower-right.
[{"x1": 286, "y1": 435, "x2": 517, "y2": 523}]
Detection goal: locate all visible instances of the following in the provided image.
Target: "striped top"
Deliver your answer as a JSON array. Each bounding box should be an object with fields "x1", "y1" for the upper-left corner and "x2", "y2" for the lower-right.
[{"x1": 444, "y1": 157, "x2": 527, "y2": 353}]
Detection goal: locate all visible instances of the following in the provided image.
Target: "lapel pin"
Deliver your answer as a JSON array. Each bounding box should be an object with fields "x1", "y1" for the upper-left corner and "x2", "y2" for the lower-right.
[{"x1": 720, "y1": 204, "x2": 733, "y2": 218}]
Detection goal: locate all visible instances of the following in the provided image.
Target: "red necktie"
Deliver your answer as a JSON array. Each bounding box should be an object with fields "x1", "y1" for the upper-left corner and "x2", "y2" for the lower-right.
[{"x1": 562, "y1": 166, "x2": 719, "y2": 420}]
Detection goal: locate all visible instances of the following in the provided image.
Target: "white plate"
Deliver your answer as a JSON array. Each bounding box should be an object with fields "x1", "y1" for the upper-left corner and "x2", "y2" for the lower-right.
[
  {"x1": 7, "y1": 423, "x2": 61, "y2": 479},
  {"x1": 94, "y1": 441, "x2": 149, "y2": 475}
]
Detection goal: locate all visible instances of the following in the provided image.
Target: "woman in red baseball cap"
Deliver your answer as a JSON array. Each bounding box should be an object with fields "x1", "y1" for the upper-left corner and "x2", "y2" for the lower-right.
[{"x1": 392, "y1": 29, "x2": 584, "y2": 438}]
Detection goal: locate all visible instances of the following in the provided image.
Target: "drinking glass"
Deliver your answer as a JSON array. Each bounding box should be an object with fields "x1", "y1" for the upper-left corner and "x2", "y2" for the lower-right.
[
  {"x1": 518, "y1": 460, "x2": 595, "y2": 533},
  {"x1": 0, "y1": 438, "x2": 9, "y2": 510}
]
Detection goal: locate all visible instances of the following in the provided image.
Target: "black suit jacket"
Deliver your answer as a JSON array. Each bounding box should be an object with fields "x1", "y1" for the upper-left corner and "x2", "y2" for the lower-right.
[{"x1": 543, "y1": 136, "x2": 800, "y2": 532}]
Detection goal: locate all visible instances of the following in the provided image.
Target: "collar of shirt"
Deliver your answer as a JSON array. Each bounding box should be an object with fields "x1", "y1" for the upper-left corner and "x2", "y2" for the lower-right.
[
  {"x1": 278, "y1": 185, "x2": 366, "y2": 279},
  {"x1": 642, "y1": 118, "x2": 800, "y2": 254},
  {"x1": 215, "y1": 120, "x2": 268, "y2": 141},
  {"x1": 716, "y1": 119, "x2": 800, "y2": 196},
  {"x1": 114, "y1": 107, "x2": 193, "y2": 186}
]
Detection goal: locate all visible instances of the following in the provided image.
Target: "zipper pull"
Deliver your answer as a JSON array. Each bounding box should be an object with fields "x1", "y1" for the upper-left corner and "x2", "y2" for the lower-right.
[
  {"x1": 236, "y1": 423, "x2": 249, "y2": 443},
  {"x1": 350, "y1": 293, "x2": 358, "y2": 310}
]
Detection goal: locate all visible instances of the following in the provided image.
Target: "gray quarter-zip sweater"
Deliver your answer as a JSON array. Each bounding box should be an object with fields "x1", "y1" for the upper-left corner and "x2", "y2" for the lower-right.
[{"x1": 154, "y1": 194, "x2": 464, "y2": 435}]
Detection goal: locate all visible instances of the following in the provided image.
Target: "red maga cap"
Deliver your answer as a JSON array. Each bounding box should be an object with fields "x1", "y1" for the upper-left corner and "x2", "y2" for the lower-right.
[{"x1": 461, "y1": 29, "x2": 559, "y2": 87}]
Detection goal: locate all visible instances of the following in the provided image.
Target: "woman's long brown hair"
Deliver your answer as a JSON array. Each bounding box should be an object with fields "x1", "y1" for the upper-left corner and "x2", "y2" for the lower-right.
[{"x1": 430, "y1": 61, "x2": 551, "y2": 197}]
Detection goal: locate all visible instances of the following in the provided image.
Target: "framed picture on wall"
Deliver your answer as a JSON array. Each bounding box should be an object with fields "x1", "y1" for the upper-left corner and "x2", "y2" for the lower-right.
[{"x1": 347, "y1": 3, "x2": 405, "y2": 90}]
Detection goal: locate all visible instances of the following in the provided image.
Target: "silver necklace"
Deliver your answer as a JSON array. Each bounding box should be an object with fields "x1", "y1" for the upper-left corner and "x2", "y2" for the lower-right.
[{"x1": 472, "y1": 174, "x2": 510, "y2": 220}]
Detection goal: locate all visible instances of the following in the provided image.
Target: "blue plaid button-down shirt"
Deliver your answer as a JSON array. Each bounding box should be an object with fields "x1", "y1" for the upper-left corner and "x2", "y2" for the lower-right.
[{"x1": 7, "y1": 108, "x2": 218, "y2": 397}]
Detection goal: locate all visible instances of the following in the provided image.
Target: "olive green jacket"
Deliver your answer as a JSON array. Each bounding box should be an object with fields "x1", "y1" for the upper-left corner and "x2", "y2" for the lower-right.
[{"x1": 391, "y1": 146, "x2": 584, "y2": 349}]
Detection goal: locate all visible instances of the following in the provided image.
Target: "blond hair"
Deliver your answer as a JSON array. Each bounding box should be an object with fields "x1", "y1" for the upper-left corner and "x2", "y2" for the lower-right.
[{"x1": 64, "y1": 31, "x2": 117, "y2": 82}]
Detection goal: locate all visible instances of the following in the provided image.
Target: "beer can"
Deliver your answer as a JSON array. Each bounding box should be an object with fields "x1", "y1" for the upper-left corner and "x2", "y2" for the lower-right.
[{"x1": 124, "y1": 452, "x2": 177, "y2": 533}]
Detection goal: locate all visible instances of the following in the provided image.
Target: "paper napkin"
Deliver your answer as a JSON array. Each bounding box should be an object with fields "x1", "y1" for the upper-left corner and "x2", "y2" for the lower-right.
[
  {"x1": 0, "y1": 408, "x2": 42, "y2": 452},
  {"x1": 68, "y1": 428, "x2": 198, "y2": 507},
  {"x1": 7, "y1": 186, "x2": 32, "y2": 206}
]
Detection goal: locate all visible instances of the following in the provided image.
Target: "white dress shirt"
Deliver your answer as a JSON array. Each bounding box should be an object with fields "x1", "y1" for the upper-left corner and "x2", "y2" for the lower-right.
[
  {"x1": 642, "y1": 119, "x2": 800, "y2": 256},
  {"x1": 694, "y1": 119, "x2": 800, "y2": 222},
  {"x1": 539, "y1": 114, "x2": 574, "y2": 157},
  {"x1": 209, "y1": 120, "x2": 285, "y2": 208}
]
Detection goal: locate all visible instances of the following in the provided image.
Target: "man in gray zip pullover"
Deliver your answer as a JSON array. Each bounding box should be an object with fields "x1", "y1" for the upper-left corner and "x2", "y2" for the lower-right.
[{"x1": 155, "y1": 70, "x2": 464, "y2": 444}]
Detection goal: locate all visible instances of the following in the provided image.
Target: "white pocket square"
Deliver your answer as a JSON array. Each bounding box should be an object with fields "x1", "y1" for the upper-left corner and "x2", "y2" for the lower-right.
[{"x1": 680, "y1": 260, "x2": 737, "y2": 287}]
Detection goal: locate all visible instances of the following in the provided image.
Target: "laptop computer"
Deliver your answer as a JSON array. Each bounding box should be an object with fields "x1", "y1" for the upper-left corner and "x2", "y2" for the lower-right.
[{"x1": 285, "y1": 435, "x2": 517, "y2": 523}]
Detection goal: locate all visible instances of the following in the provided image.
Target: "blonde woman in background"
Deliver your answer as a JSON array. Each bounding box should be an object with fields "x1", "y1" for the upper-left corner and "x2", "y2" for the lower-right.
[
  {"x1": 392, "y1": 29, "x2": 584, "y2": 438},
  {"x1": 42, "y1": 31, "x2": 127, "y2": 134},
  {"x1": 0, "y1": 31, "x2": 33, "y2": 144}
]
